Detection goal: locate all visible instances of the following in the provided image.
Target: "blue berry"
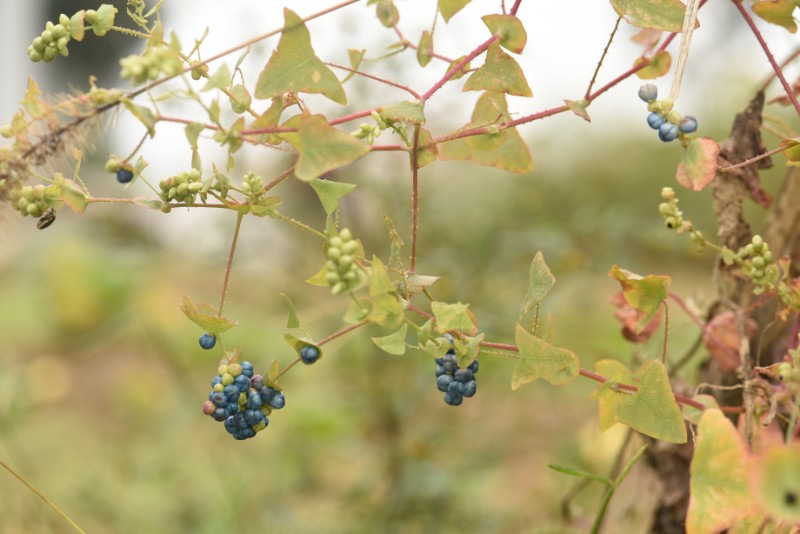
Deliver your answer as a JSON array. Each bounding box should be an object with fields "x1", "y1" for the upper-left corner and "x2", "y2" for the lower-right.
[
  {"x1": 116, "y1": 168, "x2": 134, "y2": 184},
  {"x1": 199, "y1": 333, "x2": 216, "y2": 350},
  {"x1": 224, "y1": 384, "x2": 240, "y2": 401},
  {"x1": 212, "y1": 407, "x2": 228, "y2": 421},
  {"x1": 211, "y1": 375, "x2": 222, "y2": 387},
  {"x1": 679, "y1": 115, "x2": 698, "y2": 134},
  {"x1": 647, "y1": 112, "x2": 665, "y2": 130},
  {"x1": 638, "y1": 84, "x2": 658, "y2": 102},
  {"x1": 300, "y1": 345, "x2": 321, "y2": 365},
  {"x1": 444, "y1": 391, "x2": 463, "y2": 406},
  {"x1": 246, "y1": 391, "x2": 262, "y2": 410},
  {"x1": 234, "y1": 374, "x2": 251, "y2": 391},
  {"x1": 435, "y1": 365, "x2": 446, "y2": 377},
  {"x1": 267, "y1": 391, "x2": 285, "y2": 409},
  {"x1": 658, "y1": 122, "x2": 679, "y2": 142},
  {"x1": 241, "y1": 361, "x2": 254, "y2": 378},
  {"x1": 437, "y1": 374, "x2": 453, "y2": 392},
  {"x1": 468, "y1": 359, "x2": 479, "y2": 373},
  {"x1": 226, "y1": 403, "x2": 239, "y2": 416},
  {"x1": 463, "y1": 380, "x2": 477, "y2": 397},
  {"x1": 447, "y1": 380, "x2": 465, "y2": 395},
  {"x1": 209, "y1": 391, "x2": 226, "y2": 406}
]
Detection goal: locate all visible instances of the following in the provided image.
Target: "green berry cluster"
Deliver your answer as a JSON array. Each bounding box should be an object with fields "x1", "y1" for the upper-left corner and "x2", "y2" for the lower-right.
[
  {"x1": 737, "y1": 235, "x2": 777, "y2": 290},
  {"x1": 28, "y1": 16, "x2": 72, "y2": 63},
  {"x1": 159, "y1": 169, "x2": 204, "y2": 205},
  {"x1": 352, "y1": 122, "x2": 383, "y2": 145},
  {"x1": 241, "y1": 171, "x2": 264, "y2": 202},
  {"x1": 776, "y1": 345, "x2": 800, "y2": 394},
  {"x1": 324, "y1": 228, "x2": 363, "y2": 295},
  {"x1": 8, "y1": 184, "x2": 59, "y2": 218},
  {"x1": 120, "y1": 46, "x2": 182, "y2": 85}
]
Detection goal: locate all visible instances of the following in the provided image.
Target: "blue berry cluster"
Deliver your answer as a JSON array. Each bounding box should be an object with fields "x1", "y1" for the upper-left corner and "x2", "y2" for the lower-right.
[
  {"x1": 435, "y1": 350, "x2": 479, "y2": 406},
  {"x1": 202, "y1": 360, "x2": 286, "y2": 440},
  {"x1": 638, "y1": 84, "x2": 697, "y2": 143}
]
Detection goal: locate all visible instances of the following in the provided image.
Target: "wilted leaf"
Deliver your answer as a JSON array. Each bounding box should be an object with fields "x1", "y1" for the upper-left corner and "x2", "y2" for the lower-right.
[
  {"x1": 752, "y1": 0, "x2": 797, "y2": 33},
  {"x1": 180, "y1": 296, "x2": 237, "y2": 334},
  {"x1": 611, "y1": 291, "x2": 663, "y2": 343},
  {"x1": 631, "y1": 27, "x2": 663, "y2": 50},
  {"x1": 512, "y1": 323, "x2": 579, "y2": 388},
  {"x1": 254, "y1": 8, "x2": 346, "y2": 105},
  {"x1": 686, "y1": 409, "x2": 753, "y2": 533},
  {"x1": 608, "y1": 265, "x2": 671, "y2": 324},
  {"x1": 464, "y1": 42, "x2": 532, "y2": 97},
  {"x1": 309, "y1": 179, "x2": 357, "y2": 215},
  {"x1": 481, "y1": 14, "x2": 527, "y2": 54},
  {"x1": 280, "y1": 114, "x2": 369, "y2": 181},
  {"x1": 372, "y1": 324, "x2": 408, "y2": 355},
  {"x1": 702, "y1": 311, "x2": 757, "y2": 371},
  {"x1": 610, "y1": 0, "x2": 689, "y2": 32},
  {"x1": 635, "y1": 50, "x2": 671, "y2": 79},
  {"x1": 613, "y1": 360, "x2": 687, "y2": 443},
  {"x1": 519, "y1": 251, "x2": 555, "y2": 319},
  {"x1": 676, "y1": 137, "x2": 720, "y2": 192}
]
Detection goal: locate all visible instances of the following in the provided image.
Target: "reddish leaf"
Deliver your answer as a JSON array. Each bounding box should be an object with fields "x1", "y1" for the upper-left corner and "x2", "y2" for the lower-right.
[
  {"x1": 630, "y1": 27, "x2": 663, "y2": 50},
  {"x1": 703, "y1": 311, "x2": 757, "y2": 371},
  {"x1": 611, "y1": 291, "x2": 663, "y2": 343},
  {"x1": 675, "y1": 137, "x2": 720, "y2": 191}
]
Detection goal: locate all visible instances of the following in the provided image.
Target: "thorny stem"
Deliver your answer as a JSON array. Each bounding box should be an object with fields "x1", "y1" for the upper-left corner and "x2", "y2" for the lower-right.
[
  {"x1": 218, "y1": 212, "x2": 244, "y2": 317},
  {"x1": 271, "y1": 212, "x2": 327, "y2": 239},
  {"x1": 391, "y1": 24, "x2": 454, "y2": 64},
  {"x1": 420, "y1": 34, "x2": 499, "y2": 101},
  {"x1": 326, "y1": 63, "x2": 421, "y2": 99},
  {"x1": 717, "y1": 144, "x2": 787, "y2": 173},
  {"x1": 585, "y1": 16, "x2": 622, "y2": 100},
  {"x1": 0, "y1": 459, "x2": 86, "y2": 534},
  {"x1": 733, "y1": 1, "x2": 800, "y2": 117},
  {"x1": 761, "y1": 46, "x2": 800, "y2": 92}
]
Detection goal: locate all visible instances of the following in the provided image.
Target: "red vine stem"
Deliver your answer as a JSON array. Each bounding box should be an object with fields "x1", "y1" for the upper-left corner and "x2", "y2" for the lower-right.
[
  {"x1": 733, "y1": 1, "x2": 800, "y2": 117},
  {"x1": 218, "y1": 211, "x2": 244, "y2": 317},
  {"x1": 420, "y1": 34, "x2": 499, "y2": 101},
  {"x1": 317, "y1": 319, "x2": 370, "y2": 346},
  {"x1": 410, "y1": 124, "x2": 421, "y2": 273},
  {"x1": 327, "y1": 62, "x2": 422, "y2": 99},
  {"x1": 509, "y1": 0, "x2": 523, "y2": 15}
]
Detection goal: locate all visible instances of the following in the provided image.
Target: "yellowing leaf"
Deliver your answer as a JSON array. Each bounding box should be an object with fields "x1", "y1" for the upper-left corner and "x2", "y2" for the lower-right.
[
  {"x1": 565, "y1": 99, "x2": 591, "y2": 122},
  {"x1": 439, "y1": 92, "x2": 534, "y2": 173},
  {"x1": 608, "y1": 265, "x2": 670, "y2": 323},
  {"x1": 686, "y1": 409, "x2": 754, "y2": 533},
  {"x1": 676, "y1": 137, "x2": 720, "y2": 192},
  {"x1": 369, "y1": 256, "x2": 395, "y2": 297},
  {"x1": 439, "y1": 0, "x2": 472, "y2": 22},
  {"x1": 752, "y1": 444, "x2": 800, "y2": 522},
  {"x1": 610, "y1": 0, "x2": 689, "y2": 32},
  {"x1": 431, "y1": 301, "x2": 475, "y2": 333},
  {"x1": 464, "y1": 42, "x2": 532, "y2": 97},
  {"x1": 512, "y1": 323, "x2": 579, "y2": 388},
  {"x1": 481, "y1": 14, "x2": 527, "y2": 54},
  {"x1": 592, "y1": 359, "x2": 633, "y2": 431},
  {"x1": 380, "y1": 100, "x2": 425, "y2": 125},
  {"x1": 180, "y1": 296, "x2": 237, "y2": 334},
  {"x1": 254, "y1": 8, "x2": 346, "y2": 105},
  {"x1": 280, "y1": 114, "x2": 369, "y2": 181},
  {"x1": 635, "y1": 50, "x2": 671, "y2": 79},
  {"x1": 752, "y1": 0, "x2": 798, "y2": 33},
  {"x1": 415, "y1": 127, "x2": 438, "y2": 169},
  {"x1": 372, "y1": 324, "x2": 408, "y2": 355},
  {"x1": 519, "y1": 251, "x2": 555, "y2": 320},
  {"x1": 613, "y1": 361, "x2": 686, "y2": 443}
]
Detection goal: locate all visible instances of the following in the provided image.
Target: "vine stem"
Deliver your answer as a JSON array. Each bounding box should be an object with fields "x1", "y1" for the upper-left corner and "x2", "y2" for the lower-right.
[
  {"x1": 410, "y1": 124, "x2": 421, "y2": 273},
  {"x1": 218, "y1": 211, "x2": 244, "y2": 317},
  {"x1": 584, "y1": 16, "x2": 622, "y2": 100},
  {"x1": 589, "y1": 444, "x2": 648, "y2": 534},
  {"x1": 420, "y1": 34, "x2": 499, "y2": 102},
  {"x1": 271, "y1": 212, "x2": 327, "y2": 239},
  {"x1": 275, "y1": 320, "x2": 370, "y2": 381},
  {"x1": 0, "y1": 459, "x2": 86, "y2": 533},
  {"x1": 733, "y1": 1, "x2": 800, "y2": 117},
  {"x1": 327, "y1": 63, "x2": 422, "y2": 99},
  {"x1": 661, "y1": 301, "x2": 669, "y2": 365},
  {"x1": 717, "y1": 144, "x2": 787, "y2": 173},
  {"x1": 509, "y1": 0, "x2": 523, "y2": 15}
]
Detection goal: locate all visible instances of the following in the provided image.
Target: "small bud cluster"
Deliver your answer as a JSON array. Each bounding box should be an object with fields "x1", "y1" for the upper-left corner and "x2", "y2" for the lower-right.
[
  {"x1": 241, "y1": 171, "x2": 264, "y2": 202},
  {"x1": 777, "y1": 342, "x2": 800, "y2": 394},
  {"x1": 120, "y1": 46, "x2": 182, "y2": 85},
  {"x1": 27, "y1": 16, "x2": 72, "y2": 63},
  {"x1": 159, "y1": 169, "x2": 204, "y2": 205},
  {"x1": 352, "y1": 122, "x2": 383, "y2": 145},
  {"x1": 737, "y1": 235, "x2": 777, "y2": 291},
  {"x1": 202, "y1": 360, "x2": 286, "y2": 440},
  {"x1": 435, "y1": 349, "x2": 479, "y2": 406},
  {"x1": 8, "y1": 184, "x2": 59, "y2": 218},
  {"x1": 638, "y1": 85, "x2": 698, "y2": 143},
  {"x1": 324, "y1": 228, "x2": 362, "y2": 295}
]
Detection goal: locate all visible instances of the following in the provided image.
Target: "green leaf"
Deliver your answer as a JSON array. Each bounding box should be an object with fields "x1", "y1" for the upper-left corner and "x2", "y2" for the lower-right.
[
  {"x1": 281, "y1": 293, "x2": 300, "y2": 328},
  {"x1": 439, "y1": 0, "x2": 472, "y2": 22},
  {"x1": 369, "y1": 256, "x2": 395, "y2": 296},
  {"x1": 368, "y1": 292, "x2": 404, "y2": 328},
  {"x1": 547, "y1": 464, "x2": 613, "y2": 485},
  {"x1": 22, "y1": 78, "x2": 47, "y2": 118},
  {"x1": 400, "y1": 274, "x2": 439, "y2": 299},
  {"x1": 185, "y1": 123, "x2": 203, "y2": 150},
  {"x1": 375, "y1": 0, "x2": 399, "y2": 27},
  {"x1": 121, "y1": 98, "x2": 155, "y2": 136},
  {"x1": 267, "y1": 358, "x2": 281, "y2": 386},
  {"x1": 439, "y1": 92, "x2": 534, "y2": 174},
  {"x1": 254, "y1": 8, "x2": 346, "y2": 105},
  {"x1": 686, "y1": 409, "x2": 754, "y2": 532},
  {"x1": 202, "y1": 63, "x2": 231, "y2": 92},
  {"x1": 592, "y1": 359, "x2": 633, "y2": 432},
  {"x1": 283, "y1": 333, "x2": 322, "y2": 361},
  {"x1": 513, "y1": 323, "x2": 580, "y2": 388},
  {"x1": 519, "y1": 251, "x2": 555, "y2": 319},
  {"x1": 180, "y1": 296, "x2": 237, "y2": 334},
  {"x1": 481, "y1": 14, "x2": 527, "y2": 54},
  {"x1": 634, "y1": 50, "x2": 671, "y2": 79},
  {"x1": 133, "y1": 197, "x2": 166, "y2": 211},
  {"x1": 564, "y1": 99, "x2": 591, "y2": 122},
  {"x1": 753, "y1": 444, "x2": 800, "y2": 522},
  {"x1": 454, "y1": 333, "x2": 483, "y2": 368},
  {"x1": 344, "y1": 49, "x2": 366, "y2": 82},
  {"x1": 752, "y1": 0, "x2": 797, "y2": 33},
  {"x1": 309, "y1": 179, "x2": 357, "y2": 215},
  {"x1": 69, "y1": 11, "x2": 86, "y2": 41},
  {"x1": 416, "y1": 318, "x2": 434, "y2": 345},
  {"x1": 372, "y1": 323, "x2": 408, "y2": 355},
  {"x1": 610, "y1": 0, "x2": 687, "y2": 32},
  {"x1": 92, "y1": 4, "x2": 117, "y2": 36},
  {"x1": 415, "y1": 127, "x2": 438, "y2": 168},
  {"x1": 445, "y1": 55, "x2": 471, "y2": 80},
  {"x1": 61, "y1": 181, "x2": 88, "y2": 213},
  {"x1": 463, "y1": 42, "x2": 532, "y2": 97},
  {"x1": 675, "y1": 137, "x2": 720, "y2": 192},
  {"x1": 608, "y1": 265, "x2": 670, "y2": 323},
  {"x1": 417, "y1": 31, "x2": 434, "y2": 68},
  {"x1": 280, "y1": 114, "x2": 370, "y2": 181},
  {"x1": 431, "y1": 301, "x2": 475, "y2": 333},
  {"x1": 681, "y1": 394, "x2": 719, "y2": 425},
  {"x1": 380, "y1": 100, "x2": 425, "y2": 125},
  {"x1": 613, "y1": 361, "x2": 687, "y2": 443},
  {"x1": 229, "y1": 84, "x2": 252, "y2": 114}
]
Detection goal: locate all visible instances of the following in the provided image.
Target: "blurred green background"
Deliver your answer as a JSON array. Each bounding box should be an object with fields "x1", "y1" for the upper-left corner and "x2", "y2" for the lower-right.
[{"x1": 1, "y1": 1, "x2": 796, "y2": 532}]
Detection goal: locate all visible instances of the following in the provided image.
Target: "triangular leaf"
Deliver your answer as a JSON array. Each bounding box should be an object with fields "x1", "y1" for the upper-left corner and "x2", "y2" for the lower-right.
[
  {"x1": 565, "y1": 99, "x2": 591, "y2": 122},
  {"x1": 439, "y1": 0, "x2": 471, "y2": 22},
  {"x1": 439, "y1": 92, "x2": 534, "y2": 173},
  {"x1": 368, "y1": 292, "x2": 404, "y2": 328},
  {"x1": 676, "y1": 137, "x2": 720, "y2": 192},
  {"x1": 380, "y1": 100, "x2": 425, "y2": 125},
  {"x1": 202, "y1": 63, "x2": 231, "y2": 92},
  {"x1": 61, "y1": 181, "x2": 88, "y2": 213},
  {"x1": 608, "y1": 265, "x2": 670, "y2": 324},
  {"x1": 613, "y1": 360, "x2": 687, "y2": 443},
  {"x1": 417, "y1": 30, "x2": 433, "y2": 68},
  {"x1": 481, "y1": 14, "x2": 527, "y2": 53},
  {"x1": 371, "y1": 323, "x2": 408, "y2": 355},
  {"x1": 280, "y1": 114, "x2": 370, "y2": 181},
  {"x1": 369, "y1": 256, "x2": 395, "y2": 297},
  {"x1": 463, "y1": 42, "x2": 532, "y2": 97},
  {"x1": 686, "y1": 409, "x2": 754, "y2": 532},
  {"x1": 592, "y1": 359, "x2": 633, "y2": 432},
  {"x1": 519, "y1": 251, "x2": 555, "y2": 319},
  {"x1": 431, "y1": 301, "x2": 475, "y2": 333},
  {"x1": 512, "y1": 323, "x2": 579, "y2": 388},
  {"x1": 635, "y1": 50, "x2": 671, "y2": 79},
  {"x1": 281, "y1": 293, "x2": 300, "y2": 328},
  {"x1": 610, "y1": 0, "x2": 688, "y2": 32},
  {"x1": 455, "y1": 333, "x2": 483, "y2": 368},
  {"x1": 180, "y1": 296, "x2": 237, "y2": 334},
  {"x1": 254, "y1": 9, "x2": 346, "y2": 105},
  {"x1": 415, "y1": 127, "x2": 438, "y2": 168},
  {"x1": 309, "y1": 179, "x2": 357, "y2": 215}
]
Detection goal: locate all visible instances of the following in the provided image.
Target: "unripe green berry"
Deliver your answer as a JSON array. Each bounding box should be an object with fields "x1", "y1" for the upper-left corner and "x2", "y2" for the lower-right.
[
  {"x1": 213, "y1": 383, "x2": 224, "y2": 393},
  {"x1": 329, "y1": 236, "x2": 343, "y2": 249},
  {"x1": 331, "y1": 281, "x2": 346, "y2": 295},
  {"x1": 342, "y1": 240, "x2": 358, "y2": 255},
  {"x1": 661, "y1": 187, "x2": 676, "y2": 201},
  {"x1": 325, "y1": 271, "x2": 341, "y2": 283},
  {"x1": 228, "y1": 363, "x2": 242, "y2": 377},
  {"x1": 221, "y1": 373, "x2": 234, "y2": 386},
  {"x1": 744, "y1": 244, "x2": 754, "y2": 257},
  {"x1": 1, "y1": 125, "x2": 14, "y2": 138},
  {"x1": 763, "y1": 251, "x2": 774, "y2": 263},
  {"x1": 59, "y1": 14, "x2": 70, "y2": 26},
  {"x1": 27, "y1": 203, "x2": 43, "y2": 217},
  {"x1": 326, "y1": 247, "x2": 342, "y2": 261},
  {"x1": 339, "y1": 228, "x2": 353, "y2": 241},
  {"x1": 751, "y1": 269, "x2": 765, "y2": 280},
  {"x1": 85, "y1": 10, "x2": 98, "y2": 25},
  {"x1": 339, "y1": 255, "x2": 353, "y2": 268},
  {"x1": 658, "y1": 202, "x2": 672, "y2": 216},
  {"x1": 752, "y1": 256, "x2": 766, "y2": 270}
]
